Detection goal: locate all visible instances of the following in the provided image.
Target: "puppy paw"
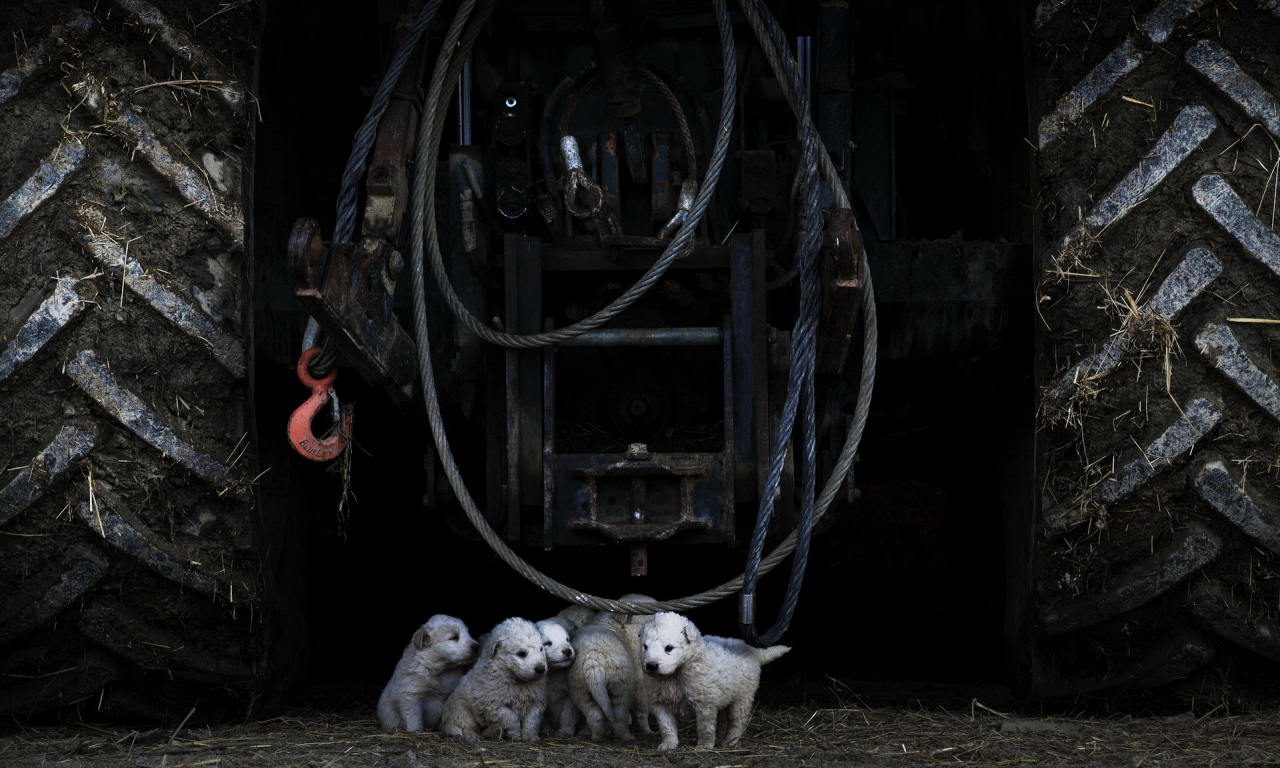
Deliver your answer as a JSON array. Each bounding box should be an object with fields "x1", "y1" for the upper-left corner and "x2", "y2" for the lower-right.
[
  {"x1": 552, "y1": 729, "x2": 575, "y2": 739},
  {"x1": 657, "y1": 740, "x2": 678, "y2": 752},
  {"x1": 519, "y1": 732, "x2": 541, "y2": 743}
]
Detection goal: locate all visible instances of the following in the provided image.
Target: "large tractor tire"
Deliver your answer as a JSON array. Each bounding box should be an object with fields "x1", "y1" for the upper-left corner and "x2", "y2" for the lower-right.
[
  {"x1": 0, "y1": 1, "x2": 262, "y2": 722},
  {"x1": 1027, "y1": 0, "x2": 1280, "y2": 703}
]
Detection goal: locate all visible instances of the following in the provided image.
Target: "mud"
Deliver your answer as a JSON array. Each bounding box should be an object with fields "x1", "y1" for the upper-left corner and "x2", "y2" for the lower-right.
[
  {"x1": 1031, "y1": 1, "x2": 1280, "y2": 684},
  {"x1": 0, "y1": 0, "x2": 259, "y2": 706}
]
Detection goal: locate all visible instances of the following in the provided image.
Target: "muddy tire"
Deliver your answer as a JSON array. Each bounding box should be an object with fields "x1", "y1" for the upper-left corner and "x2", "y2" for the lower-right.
[
  {"x1": 1025, "y1": 0, "x2": 1280, "y2": 703},
  {"x1": 0, "y1": 1, "x2": 262, "y2": 722}
]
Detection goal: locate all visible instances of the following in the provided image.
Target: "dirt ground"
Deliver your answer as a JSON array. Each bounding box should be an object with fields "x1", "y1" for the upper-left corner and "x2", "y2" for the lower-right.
[{"x1": 3, "y1": 695, "x2": 1279, "y2": 767}]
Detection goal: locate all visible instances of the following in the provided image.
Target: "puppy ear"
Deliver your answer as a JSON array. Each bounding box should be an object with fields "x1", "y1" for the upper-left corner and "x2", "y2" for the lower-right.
[
  {"x1": 413, "y1": 626, "x2": 432, "y2": 651},
  {"x1": 491, "y1": 641, "x2": 501, "y2": 658},
  {"x1": 682, "y1": 627, "x2": 690, "y2": 644}
]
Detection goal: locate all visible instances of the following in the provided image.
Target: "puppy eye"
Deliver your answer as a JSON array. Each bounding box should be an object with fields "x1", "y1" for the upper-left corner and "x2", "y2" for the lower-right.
[
  {"x1": 544, "y1": 641, "x2": 552, "y2": 646},
  {"x1": 642, "y1": 644, "x2": 648, "y2": 650},
  {"x1": 517, "y1": 650, "x2": 528, "y2": 658},
  {"x1": 451, "y1": 635, "x2": 459, "y2": 641},
  {"x1": 664, "y1": 645, "x2": 674, "y2": 653}
]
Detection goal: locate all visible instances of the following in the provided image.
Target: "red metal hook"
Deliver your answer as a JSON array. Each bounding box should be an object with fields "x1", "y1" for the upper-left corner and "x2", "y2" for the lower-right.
[{"x1": 287, "y1": 347, "x2": 353, "y2": 461}]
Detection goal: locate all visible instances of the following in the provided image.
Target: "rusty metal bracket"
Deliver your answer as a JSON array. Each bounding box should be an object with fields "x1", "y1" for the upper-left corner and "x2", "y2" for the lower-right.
[
  {"x1": 362, "y1": 99, "x2": 417, "y2": 239},
  {"x1": 816, "y1": 208, "x2": 865, "y2": 375},
  {"x1": 361, "y1": 1, "x2": 429, "y2": 240},
  {"x1": 540, "y1": 317, "x2": 736, "y2": 550},
  {"x1": 567, "y1": 444, "x2": 714, "y2": 543},
  {"x1": 288, "y1": 218, "x2": 416, "y2": 402}
]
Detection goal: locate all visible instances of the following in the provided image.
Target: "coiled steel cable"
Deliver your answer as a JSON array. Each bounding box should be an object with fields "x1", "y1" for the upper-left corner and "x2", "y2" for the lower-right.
[
  {"x1": 640, "y1": 67, "x2": 697, "y2": 182},
  {"x1": 558, "y1": 68, "x2": 697, "y2": 184},
  {"x1": 407, "y1": 0, "x2": 876, "y2": 618},
  {"x1": 734, "y1": 0, "x2": 878, "y2": 645},
  {"x1": 417, "y1": 20, "x2": 735, "y2": 349},
  {"x1": 737, "y1": 0, "x2": 826, "y2": 647}
]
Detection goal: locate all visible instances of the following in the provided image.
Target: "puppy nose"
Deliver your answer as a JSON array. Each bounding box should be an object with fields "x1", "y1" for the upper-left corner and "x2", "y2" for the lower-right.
[
  {"x1": 645, "y1": 662, "x2": 659, "y2": 672},
  {"x1": 469, "y1": 641, "x2": 479, "y2": 652},
  {"x1": 534, "y1": 663, "x2": 547, "y2": 675},
  {"x1": 563, "y1": 650, "x2": 573, "y2": 659}
]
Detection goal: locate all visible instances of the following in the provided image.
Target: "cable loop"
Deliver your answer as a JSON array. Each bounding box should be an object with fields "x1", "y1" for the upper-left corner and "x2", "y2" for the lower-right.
[{"x1": 396, "y1": 0, "x2": 879, "y2": 628}]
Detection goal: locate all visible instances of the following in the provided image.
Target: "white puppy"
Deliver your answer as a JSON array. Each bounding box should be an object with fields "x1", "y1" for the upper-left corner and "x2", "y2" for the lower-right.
[
  {"x1": 377, "y1": 615, "x2": 479, "y2": 732},
  {"x1": 536, "y1": 617, "x2": 577, "y2": 737},
  {"x1": 441, "y1": 617, "x2": 548, "y2": 742},
  {"x1": 616, "y1": 593, "x2": 657, "y2": 734},
  {"x1": 557, "y1": 603, "x2": 596, "y2": 631},
  {"x1": 642, "y1": 612, "x2": 789, "y2": 751},
  {"x1": 569, "y1": 611, "x2": 636, "y2": 741}
]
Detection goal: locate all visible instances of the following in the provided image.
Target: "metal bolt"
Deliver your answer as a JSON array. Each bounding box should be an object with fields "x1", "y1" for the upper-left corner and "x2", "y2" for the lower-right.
[
  {"x1": 387, "y1": 250, "x2": 404, "y2": 281},
  {"x1": 504, "y1": 96, "x2": 518, "y2": 108}
]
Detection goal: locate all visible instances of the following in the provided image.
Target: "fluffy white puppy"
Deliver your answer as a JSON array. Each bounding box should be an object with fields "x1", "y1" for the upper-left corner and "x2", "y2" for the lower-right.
[
  {"x1": 535, "y1": 617, "x2": 577, "y2": 737},
  {"x1": 616, "y1": 593, "x2": 657, "y2": 734},
  {"x1": 641, "y1": 612, "x2": 789, "y2": 751},
  {"x1": 441, "y1": 617, "x2": 548, "y2": 742},
  {"x1": 376, "y1": 615, "x2": 479, "y2": 732},
  {"x1": 557, "y1": 604, "x2": 596, "y2": 631},
  {"x1": 568, "y1": 611, "x2": 635, "y2": 741}
]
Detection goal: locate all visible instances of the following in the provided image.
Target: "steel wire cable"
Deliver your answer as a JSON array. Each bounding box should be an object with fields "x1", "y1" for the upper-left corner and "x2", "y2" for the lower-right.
[
  {"x1": 407, "y1": 0, "x2": 877, "y2": 618},
  {"x1": 736, "y1": 0, "x2": 859, "y2": 646},
  {"x1": 640, "y1": 68, "x2": 698, "y2": 181},
  {"x1": 557, "y1": 76, "x2": 599, "y2": 137},
  {"x1": 416, "y1": 25, "x2": 736, "y2": 349},
  {"x1": 540, "y1": 64, "x2": 598, "y2": 217},
  {"x1": 640, "y1": 68, "x2": 699, "y2": 204},
  {"x1": 558, "y1": 70, "x2": 696, "y2": 182},
  {"x1": 301, "y1": 0, "x2": 444, "y2": 376},
  {"x1": 556, "y1": 69, "x2": 695, "y2": 238},
  {"x1": 739, "y1": 140, "x2": 822, "y2": 644},
  {"x1": 333, "y1": 0, "x2": 445, "y2": 245}
]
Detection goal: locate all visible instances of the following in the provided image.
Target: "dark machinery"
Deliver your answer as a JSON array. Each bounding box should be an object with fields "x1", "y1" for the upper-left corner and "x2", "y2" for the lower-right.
[
  {"x1": 287, "y1": 0, "x2": 869, "y2": 590},
  {"x1": 9, "y1": 0, "x2": 1279, "y2": 721}
]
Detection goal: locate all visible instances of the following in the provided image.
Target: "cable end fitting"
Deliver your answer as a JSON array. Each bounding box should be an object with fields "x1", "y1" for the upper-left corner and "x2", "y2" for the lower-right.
[
  {"x1": 739, "y1": 592, "x2": 755, "y2": 625},
  {"x1": 560, "y1": 135, "x2": 584, "y2": 171}
]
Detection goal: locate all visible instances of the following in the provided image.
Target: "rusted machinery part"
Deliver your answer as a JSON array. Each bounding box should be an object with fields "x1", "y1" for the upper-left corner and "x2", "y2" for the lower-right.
[{"x1": 301, "y1": 0, "x2": 444, "y2": 378}]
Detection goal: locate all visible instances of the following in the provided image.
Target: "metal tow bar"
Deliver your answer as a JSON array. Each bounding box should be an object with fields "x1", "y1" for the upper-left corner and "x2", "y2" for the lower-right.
[{"x1": 288, "y1": 347, "x2": 353, "y2": 461}]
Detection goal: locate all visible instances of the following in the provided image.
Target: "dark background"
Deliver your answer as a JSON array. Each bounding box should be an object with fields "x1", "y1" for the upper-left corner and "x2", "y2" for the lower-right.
[{"x1": 251, "y1": 0, "x2": 1033, "y2": 706}]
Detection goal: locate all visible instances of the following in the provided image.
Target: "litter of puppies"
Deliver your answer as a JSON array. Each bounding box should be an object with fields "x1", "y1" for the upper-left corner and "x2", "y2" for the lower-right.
[{"x1": 377, "y1": 601, "x2": 788, "y2": 751}]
